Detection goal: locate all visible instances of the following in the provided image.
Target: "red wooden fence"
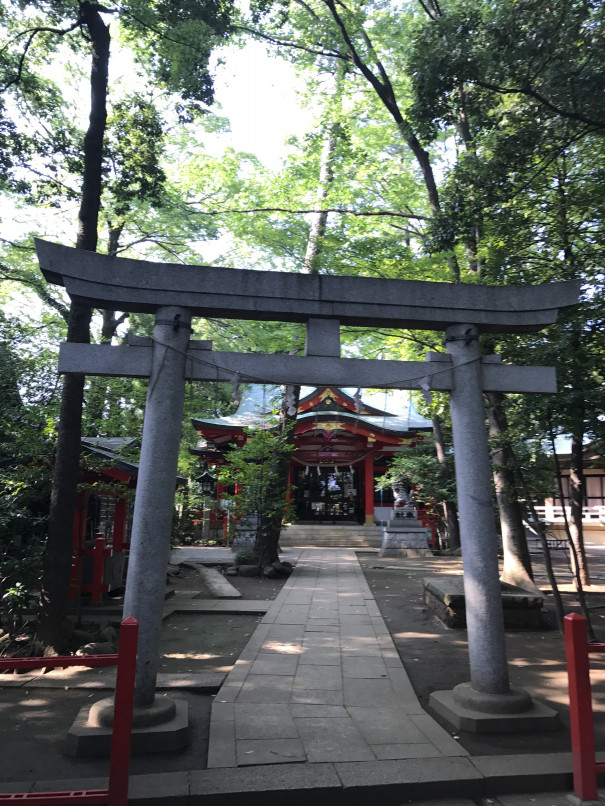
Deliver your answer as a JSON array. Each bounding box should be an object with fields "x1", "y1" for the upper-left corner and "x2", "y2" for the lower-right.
[
  {"x1": 0, "y1": 618, "x2": 138, "y2": 806},
  {"x1": 564, "y1": 612, "x2": 605, "y2": 802}
]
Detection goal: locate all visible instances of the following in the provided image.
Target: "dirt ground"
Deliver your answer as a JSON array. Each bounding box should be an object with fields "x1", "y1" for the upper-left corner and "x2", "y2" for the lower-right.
[
  {"x1": 2, "y1": 550, "x2": 605, "y2": 784},
  {"x1": 0, "y1": 565, "x2": 287, "y2": 784},
  {"x1": 358, "y1": 550, "x2": 605, "y2": 757},
  {"x1": 158, "y1": 564, "x2": 285, "y2": 675}
]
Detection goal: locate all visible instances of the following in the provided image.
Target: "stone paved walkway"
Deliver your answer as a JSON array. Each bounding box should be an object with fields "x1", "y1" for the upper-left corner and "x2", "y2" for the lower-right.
[{"x1": 207, "y1": 548, "x2": 467, "y2": 768}]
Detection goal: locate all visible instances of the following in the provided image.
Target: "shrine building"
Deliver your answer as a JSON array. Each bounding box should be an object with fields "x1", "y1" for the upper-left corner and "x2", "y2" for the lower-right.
[{"x1": 191, "y1": 386, "x2": 432, "y2": 526}]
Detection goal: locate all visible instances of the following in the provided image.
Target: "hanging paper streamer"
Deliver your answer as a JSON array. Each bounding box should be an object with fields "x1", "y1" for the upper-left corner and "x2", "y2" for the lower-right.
[
  {"x1": 305, "y1": 466, "x2": 309, "y2": 476},
  {"x1": 419, "y1": 375, "x2": 433, "y2": 406},
  {"x1": 353, "y1": 387, "x2": 363, "y2": 413},
  {"x1": 284, "y1": 385, "x2": 297, "y2": 417},
  {"x1": 230, "y1": 372, "x2": 241, "y2": 406}
]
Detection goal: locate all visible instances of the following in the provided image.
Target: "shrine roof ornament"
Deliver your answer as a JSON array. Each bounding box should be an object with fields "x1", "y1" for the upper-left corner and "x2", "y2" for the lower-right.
[{"x1": 36, "y1": 240, "x2": 581, "y2": 333}]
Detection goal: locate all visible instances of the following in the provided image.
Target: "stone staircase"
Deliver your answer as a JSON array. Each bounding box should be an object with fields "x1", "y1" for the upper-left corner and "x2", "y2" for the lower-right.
[{"x1": 279, "y1": 523, "x2": 382, "y2": 548}]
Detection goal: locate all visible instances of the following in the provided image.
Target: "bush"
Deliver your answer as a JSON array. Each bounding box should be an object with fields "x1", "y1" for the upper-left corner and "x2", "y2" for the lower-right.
[{"x1": 234, "y1": 549, "x2": 260, "y2": 566}]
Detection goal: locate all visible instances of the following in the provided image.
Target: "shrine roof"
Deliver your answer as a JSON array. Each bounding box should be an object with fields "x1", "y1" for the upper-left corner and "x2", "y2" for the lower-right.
[
  {"x1": 81, "y1": 437, "x2": 187, "y2": 484},
  {"x1": 81, "y1": 437, "x2": 140, "y2": 476},
  {"x1": 298, "y1": 386, "x2": 389, "y2": 416},
  {"x1": 191, "y1": 386, "x2": 432, "y2": 435}
]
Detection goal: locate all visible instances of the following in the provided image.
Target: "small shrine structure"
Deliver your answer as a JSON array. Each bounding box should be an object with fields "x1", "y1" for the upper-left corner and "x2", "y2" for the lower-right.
[
  {"x1": 191, "y1": 385, "x2": 432, "y2": 526},
  {"x1": 72, "y1": 437, "x2": 138, "y2": 603}
]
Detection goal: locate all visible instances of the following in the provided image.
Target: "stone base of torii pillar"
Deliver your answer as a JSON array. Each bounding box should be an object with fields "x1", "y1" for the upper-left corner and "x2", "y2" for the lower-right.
[
  {"x1": 429, "y1": 684, "x2": 559, "y2": 733},
  {"x1": 68, "y1": 697, "x2": 188, "y2": 756}
]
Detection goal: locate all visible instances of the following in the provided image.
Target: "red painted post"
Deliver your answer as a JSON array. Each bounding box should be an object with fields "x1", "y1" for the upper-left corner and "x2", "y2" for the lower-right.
[
  {"x1": 564, "y1": 612, "x2": 598, "y2": 802},
  {"x1": 364, "y1": 454, "x2": 374, "y2": 525},
  {"x1": 90, "y1": 535, "x2": 110, "y2": 603},
  {"x1": 107, "y1": 617, "x2": 138, "y2": 806}
]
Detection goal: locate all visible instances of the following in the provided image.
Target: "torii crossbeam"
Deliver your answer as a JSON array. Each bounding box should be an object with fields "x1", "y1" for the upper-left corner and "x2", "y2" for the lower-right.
[{"x1": 37, "y1": 239, "x2": 580, "y2": 735}]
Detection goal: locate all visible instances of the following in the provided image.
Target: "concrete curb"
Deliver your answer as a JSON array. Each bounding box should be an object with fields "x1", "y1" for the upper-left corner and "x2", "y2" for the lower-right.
[
  {"x1": 6, "y1": 752, "x2": 592, "y2": 805},
  {"x1": 185, "y1": 564, "x2": 242, "y2": 600},
  {"x1": 0, "y1": 671, "x2": 226, "y2": 691}
]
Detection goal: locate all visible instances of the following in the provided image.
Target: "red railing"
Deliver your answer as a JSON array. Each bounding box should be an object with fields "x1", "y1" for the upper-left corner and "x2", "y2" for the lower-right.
[
  {"x1": 564, "y1": 612, "x2": 605, "y2": 802},
  {"x1": 0, "y1": 618, "x2": 138, "y2": 806}
]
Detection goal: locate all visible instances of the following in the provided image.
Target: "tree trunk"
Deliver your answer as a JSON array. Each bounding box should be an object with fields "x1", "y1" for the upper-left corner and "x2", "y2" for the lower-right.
[
  {"x1": 255, "y1": 384, "x2": 300, "y2": 569},
  {"x1": 85, "y1": 225, "x2": 129, "y2": 428},
  {"x1": 256, "y1": 90, "x2": 341, "y2": 567},
  {"x1": 303, "y1": 67, "x2": 340, "y2": 274},
  {"x1": 568, "y1": 430, "x2": 591, "y2": 587},
  {"x1": 432, "y1": 413, "x2": 460, "y2": 549},
  {"x1": 303, "y1": 126, "x2": 336, "y2": 273},
  {"x1": 485, "y1": 391, "x2": 538, "y2": 593},
  {"x1": 550, "y1": 426, "x2": 593, "y2": 632},
  {"x1": 36, "y1": 4, "x2": 110, "y2": 654},
  {"x1": 553, "y1": 159, "x2": 590, "y2": 588}
]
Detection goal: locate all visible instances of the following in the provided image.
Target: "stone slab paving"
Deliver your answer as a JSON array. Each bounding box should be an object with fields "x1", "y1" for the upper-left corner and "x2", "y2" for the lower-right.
[{"x1": 207, "y1": 548, "x2": 467, "y2": 768}]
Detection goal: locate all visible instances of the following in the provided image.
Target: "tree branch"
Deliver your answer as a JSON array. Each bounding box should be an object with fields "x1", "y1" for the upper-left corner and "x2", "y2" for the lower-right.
[
  {"x1": 0, "y1": 265, "x2": 70, "y2": 322},
  {"x1": 2, "y1": 22, "x2": 80, "y2": 91},
  {"x1": 188, "y1": 205, "x2": 427, "y2": 219},
  {"x1": 0, "y1": 238, "x2": 35, "y2": 251},
  {"x1": 322, "y1": 0, "x2": 441, "y2": 213},
  {"x1": 473, "y1": 78, "x2": 605, "y2": 130},
  {"x1": 234, "y1": 24, "x2": 348, "y2": 61},
  {"x1": 293, "y1": 0, "x2": 322, "y2": 21}
]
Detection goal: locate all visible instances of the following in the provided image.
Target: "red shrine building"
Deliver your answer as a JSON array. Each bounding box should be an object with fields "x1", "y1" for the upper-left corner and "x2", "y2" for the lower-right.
[
  {"x1": 71, "y1": 437, "x2": 139, "y2": 603},
  {"x1": 191, "y1": 386, "x2": 432, "y2": 526}
]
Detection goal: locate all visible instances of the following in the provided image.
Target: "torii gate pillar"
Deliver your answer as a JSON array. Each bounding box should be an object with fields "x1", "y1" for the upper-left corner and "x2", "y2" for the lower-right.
[
  {"x1": 436, "y1": 324, "x2": 534, "y2": 719},
  {"x1": 82, "y1": 306, "x2": 193, "y2": 744},
  {"x1": 122, "y1": 306, "x2": 192, "y2": 708}
]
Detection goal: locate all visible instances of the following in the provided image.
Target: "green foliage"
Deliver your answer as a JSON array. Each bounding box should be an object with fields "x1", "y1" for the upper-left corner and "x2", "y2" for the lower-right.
[
  {"x1": 1, "y1": 581, "x2": 34, "y2": 636},
  {"x1": 409, "y1": 0, "x2": 605, "y2": 136},
  {"x1": 105, "y1": 97, "x2": 167, "y2": 218},
  {"x1": 120, "y1": 0, "x2": 236, "y2": 115},
  {"x1": 375, "y1": 441, "x2": 456, "y2": 516},
  {"x1": 219, "y1": 425, "x2": 296, "y2": 540},
  {"x1": 234, "y1": 548, "x2": 260, "y2": 565},
  {"x1": 0, "y1": 310, "x2": 57, "y2": 555},
  {"x1": 171, "y1": 480, "x2": 205, "y2": 546},
  {"x1": 0, "y1": 459, "x2": 48, "y2": 633}
]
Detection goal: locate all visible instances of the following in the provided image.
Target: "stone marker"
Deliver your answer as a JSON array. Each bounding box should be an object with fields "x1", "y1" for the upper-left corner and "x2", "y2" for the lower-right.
[
  {"x1": 380, "y1": 480, "x2": 432, "y2": 557},
  {"x1": 423, "y1": 576, "x2": 544, "y2": 629}
]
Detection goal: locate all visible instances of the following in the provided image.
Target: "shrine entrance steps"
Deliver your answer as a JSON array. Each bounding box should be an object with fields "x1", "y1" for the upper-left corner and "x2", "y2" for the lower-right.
[{"x1": 280, "y1": 523, "x2": 381, "y2": 548}]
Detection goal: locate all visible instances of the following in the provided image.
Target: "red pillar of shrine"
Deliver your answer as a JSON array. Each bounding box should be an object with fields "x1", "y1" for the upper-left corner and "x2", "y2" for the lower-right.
[
  {"x1": 69, "y1": 491, "x2": 88, "y2": 602},
  {"x1": 112, "y1": 497, "x2": 128, "y2": 551},
  {"x1": 363, "y1": 454, "x2": 374, "y2": 525}
]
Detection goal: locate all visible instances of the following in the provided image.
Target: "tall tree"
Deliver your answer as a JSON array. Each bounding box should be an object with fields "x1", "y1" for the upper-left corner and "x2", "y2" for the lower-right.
[
  {"x1": 37, "y1": 2, "x2": 110, "y2": 654},
  {"x1": 1, "y1": 0, "x2": 239, "y2": 651}
]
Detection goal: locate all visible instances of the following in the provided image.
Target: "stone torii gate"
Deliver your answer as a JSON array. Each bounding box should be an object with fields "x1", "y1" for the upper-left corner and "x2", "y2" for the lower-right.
[{"x1": 36, "y1": 239, "x2": 580, "y2": 740}]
